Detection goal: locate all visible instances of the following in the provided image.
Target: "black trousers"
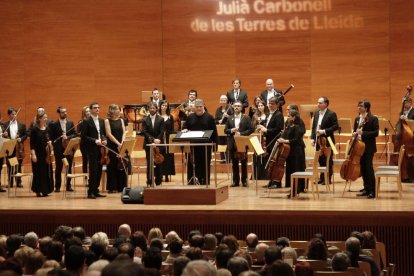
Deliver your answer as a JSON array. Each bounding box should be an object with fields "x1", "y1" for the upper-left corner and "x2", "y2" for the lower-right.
[
  {"x1": 145, "y1": 148, "x2": 162, "y2": 185},
  {"x1": 54, "y1": 153, "x2": 73, "y2": 190},
  {"x1": 87, "y1": 148, "x2": 103, "y2": 196},
  {"x1": 231, "y1": 151, "x2": 247, "y2": 185},
  {"x1": 360, "y1": 152, "x2": 375, "y2": 193}
]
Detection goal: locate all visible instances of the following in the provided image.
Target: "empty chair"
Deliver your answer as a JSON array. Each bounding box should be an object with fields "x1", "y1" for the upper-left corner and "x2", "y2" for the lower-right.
[
  {"x1": 375, "y1": 145, "x2": 404, "y2": 199},
  {"x1": 7, "y1": 157, "x2": 32, "y2": 197},
  {"x1": 291, "y1": 150, "x2": 320, "y2": 199},
  {"x1": 62, "y1": 157, "x2": 88, "y2": 198}
]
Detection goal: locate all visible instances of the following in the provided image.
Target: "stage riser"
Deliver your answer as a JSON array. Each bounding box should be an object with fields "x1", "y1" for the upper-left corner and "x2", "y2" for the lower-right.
[{"x1": 0, "y1": 211, "x2": 412, "y2": 275}]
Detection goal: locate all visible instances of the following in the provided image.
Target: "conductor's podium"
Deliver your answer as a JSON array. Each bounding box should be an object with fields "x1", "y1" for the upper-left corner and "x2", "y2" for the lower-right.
[{"x1": 144, "y1": 185, "x2": 228, "y2": 205}]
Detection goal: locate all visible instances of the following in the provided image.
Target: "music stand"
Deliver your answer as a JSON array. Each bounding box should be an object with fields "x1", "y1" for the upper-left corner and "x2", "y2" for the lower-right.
[
  {"x1": 216, "y1": 125, "x2": 225, "y2": 137},
  {"x1": 120, "y1": 138, "x2": 136, "y2": 187},
  {"x1": 0, "y1": 139, "x2": 17, "y2": 158},
  {"x1": 337, "y1": 118, "x2": 353, "y2": 157},
  {"x1": 63, "y1": 137, "x2": 80, "y2": 156}
]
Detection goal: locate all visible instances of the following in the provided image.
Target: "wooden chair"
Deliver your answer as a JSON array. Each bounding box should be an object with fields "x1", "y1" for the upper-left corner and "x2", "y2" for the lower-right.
[
  {"x1": 211, "y1": 144, "x2": 231, "y2": 180},
  {"x1": 297, "y1": 259, "x2": 328, "y2": 271},
  {"x1": 362, "y1": 249, "x2": 381, "y2": 272},
  {"x1": 358, "y1": 261, "x2": 371, "y2": 276},
  {"x1": 306, "y1": 147, "x2": 332, "y2": 193},
  {"x1": 382, "y1": 263, "x2": 395, "y2": 276},
  {"x1": 62, "y1": 157, "x2": 88, "y2": 198},
  {"x1": 376, "y1": 241, "x2": 387, "y2": 269},
  {"x1": 129, "y1": 150, "x2": 147, "y2": 186},
  {"x1": 7, "y1": 157, "x2": 32, "y2": 197},
  {"x1": 375, "y1": 145, "x2": 404, "y2": 199},
  {"x1": 291, "y1": 150, "x2": 320, "y2": 199}
]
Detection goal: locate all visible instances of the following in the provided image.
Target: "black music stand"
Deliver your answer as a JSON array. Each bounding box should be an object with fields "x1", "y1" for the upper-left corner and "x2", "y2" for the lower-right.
[
  {"x1": 120, "y1": 138, "x2": 136, "y2": 187},
  {"x1": 173, "y1": 130, "x2": 214, "y2": 185}
]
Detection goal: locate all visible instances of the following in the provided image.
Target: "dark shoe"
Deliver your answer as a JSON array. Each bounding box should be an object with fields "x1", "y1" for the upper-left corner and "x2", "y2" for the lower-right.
[
  {"x1": 87, "y1": 194, "x2": 96, "y2": 199},
  {"x1": 165, "y1": 176, "x2": 169, "y2": 182},
  {"x1": 242, "y1": 182, "x2": 248, "y2": 187},
  {"x1": 17, "y1": 184, "x2": 23, "y2": 188},
  {"x1": 66, "y1": 188, "x2": 74, "y2": 192},
  {"x1": 262, "y1": 184, "x2": 270, "y2": 188},
  {"x1": 36, "y1": 193, "x2": 41, "y2": 197},
  {"x1": 402, "y1": 178, "x2": 414, "y2": 183},
  {"x1": 54, "y1": 189, "x2": 61, "y2": 193},
  {"x1": 268, "y1": 184, "x2": 277, "y2": 189},
  {"x1": 357, "y1": 190, "x2": 369, "y2": 196},
  {"x1": 108, "y1": 190, "x2": 116, "y2": 194},
  {"x1": 41, "y1": 194, "x2": 48, "y2": 197},
  {"x1": 318, "y1": 179, "x2": 324, "y2": 184},
  {"x1": 367, "y1": 193, "x2": 375, "y2": 199},
  {"x1": 95, "y1": 193, "x2": 106, "y2": 198},
  {"x1": 0, "y1": 188, "x2": 6, "y2": 193},
  {"x1": 231, "y1": 183, "x2": 240, "y2": 187},
  {"x1": 359, "y1": 188, "x2": 365, "y2": 192},
  {"x1": 287, "y1": 193, "x2": 292, "y2": 199}
]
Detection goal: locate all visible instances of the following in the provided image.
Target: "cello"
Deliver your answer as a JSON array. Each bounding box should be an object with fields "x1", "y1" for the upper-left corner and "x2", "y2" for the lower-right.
[
  {"x1": 265, "y1": 126, "x2": 290, "y2": 182},
  {"x1": 340, "y1": 114, "x2": 367, "y2": 181}
]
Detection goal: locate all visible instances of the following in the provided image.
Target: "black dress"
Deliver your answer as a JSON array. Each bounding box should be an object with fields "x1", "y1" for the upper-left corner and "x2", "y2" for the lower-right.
[
  {"x1": 106, "y1": 119, "x2": 127, "y2": 192},
  {"x1": 252, "y1": 114, "x2": 267, "y2": 180},
  {"x1": 161, "y1": 115, "x2": 176, "y2": 177},
  {"x1": 282, "y1": 123, "x2": 306, "y2": 190},
  {"x1": 30, "y1": 127, "x2": 54, "y2": 196}
]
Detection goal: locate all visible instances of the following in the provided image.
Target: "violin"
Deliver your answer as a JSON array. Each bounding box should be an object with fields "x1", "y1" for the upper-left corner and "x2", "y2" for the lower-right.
[
  {"x1": 317, "y1": 135, "x2": 328, "y2": 156},
  {"x1": 45, "y1": 132, "x2": 55, "y2": 165},
  {"x1": 100, "y1": 138, "x2": 110, "y2": 165},
  {"x1": 16, "y1": 133, "x2": 25, "y2": 160},
  {"x1": 340, "y1": 114, "x2": 368, "y2": 181},
  {"x1": 153, "y1": 147, "x2": 164, "y2": 165}
]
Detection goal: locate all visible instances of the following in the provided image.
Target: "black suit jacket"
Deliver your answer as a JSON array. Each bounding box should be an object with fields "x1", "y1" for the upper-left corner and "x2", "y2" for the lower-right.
[
  {"x1": 224, "y1": 114, "x2": 253, "y2": 151},
  {"x1": 353, "y1": 113, "x2": 379, "y2": 154},
  {"x1": 264, "y1": 111, "x2": 284, "y2": 150},
  {"x1": 260, "y1": 89, "x2": 285, "y2": 108},
  {"x1": 141, "y1": 115, "x2": 165, "y2": 149},
  {"x1": 311, "y1": 109, "x2": 338, "y2": 146},
  {"x1": 226, "y1": 89, "x2": 249, "y2": 113},
  {"x1": 81, "y1": 116, "x2": 106, "y2": 153},
  {"x1": 404, "y1": 108, "x2": 414, "y2": 120},
  {"x1": 3, "y1": 121, "x2": 27, "y2": 142},
  {"x1": 50, "y1": 120, "x2": 76, "y2": 156}
]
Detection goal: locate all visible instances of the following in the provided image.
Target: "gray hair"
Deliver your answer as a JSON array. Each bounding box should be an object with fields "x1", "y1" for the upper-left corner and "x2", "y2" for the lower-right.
[
  {"x1": 24, "y1": 232, "x2": 39, "y2": 249},
  {"x1": 182, "y1": 260, "x2": 217, "y2": 276}
]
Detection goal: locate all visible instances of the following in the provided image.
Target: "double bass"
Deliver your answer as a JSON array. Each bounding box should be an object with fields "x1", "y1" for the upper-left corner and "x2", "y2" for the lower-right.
[
  {"x1": 340, "y1": 114, "x2": 367, "y2": 181},
  {"x1": 392, "y1": 85, "x2": 414, "y2": 181},
  {"x1": 265, "y1": 127, "x2": 290, "y2": 182}
]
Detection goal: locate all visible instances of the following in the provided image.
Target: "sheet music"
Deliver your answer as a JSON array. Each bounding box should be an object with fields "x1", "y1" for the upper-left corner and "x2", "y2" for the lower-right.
[{"x1": 180, "y1": 131, "x2": 205, "y2": 138}]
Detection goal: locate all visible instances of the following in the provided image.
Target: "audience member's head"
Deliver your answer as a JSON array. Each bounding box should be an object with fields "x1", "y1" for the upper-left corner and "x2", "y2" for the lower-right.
[
  {"x1": 215, "y1": 232, "x2": 224, "y2": 244},
  {"x1": 227, "y1": 256, "x2": 249, "y2": 276},
  {"x1": 246, "y1": 233, "x2": 258, "y2": 250},
  {"x1": 276, "y1": 237, "x2": 290, "y2": 249},
  {"x1": 332, "y1": 252, "x2": 351, "y2": 271},
  {"x1": 281, "y1": 247, "x2": 297, "y2": 263},
  {"x1": 203, "y1": 234, "x2": 217, "y2": 251},
  {"x1": 267, "y1": 260, "x2": 294, "y2": 276},
  {"x1": 64, "y1": 245, "x2": 86, "y2": 274},
  {"x1": 72, "y1": 226, "x2": 86, "y2": 242},
  {"x1": 186, "y1": 247, "x2": 203, "y2": 260},
  {"x1": 306, "y1": 238, "x2": 328, "y2": 261},
  {"x1": 361, "y1": 231, "x2": 377, "y2": 249},
  {"x1": 118, "y1": 224, "x2": 132, "y2": 239},
  {"x1": 165, "y1": 231, "x2": 180, "y2": 245},
  {"x1": 345, "y1": 237, "x2": 361, "y2": 267},
  {"x1": 239, "y1": 271, "x2": 260, "y2": 276},
  {"x1": 6, "y1": 234, "x2": 23, "y2": 257},
  {"x1": 215, "y1": 246, "x2": 234, "y2": 269},
  {"x1": 24, "y1": 231, "x2": 39, "y2": 249},
  {"x1": 220, "y1": 235, "x2": 239, "y2": 253},
  {"x1": 38, "y1": 236, "x2": 52, "y2": 257},
  {"x1": 189, "y1": 234, "x2": 204, "y2": 249},
  {"x1": 314, "y1": 233, "x2": 327, "y2": 246},
  {"x1": 25, "y1": 251, "x2": 46, "y2": 275},
  {"x1": 131, "y1": 231, "x2": 148, "y2": 253},
  {"x1": 264, "y1": 246, "x2": 282, "y2": 266},
  {"x1": 234, "y1": 250, "x2": 252, "y2": 268},
  {"x1": 102, "y1": 246, "x2": 119, "y2": 262},
  {"x1": 14, "y1": 245, "x2": 34, "y2": 267},
  {"x1": 91, "y1": 232, "x2": 109, "y2": 248},
  {"x1": 0, "y1": 257, "x2": 23, "y2": 275},
  {"x1": 150, "y1": 238, "x2": 164, "y2": 251},
  {"x1": 217, "y1": 268, "x2": 232, "y2": 276},
  {"x1": 255, "y1": 243, "x2": 269, "y2": 263},
  {"x1": 169, "y1": 239, "x2": 183, "y2": 255},
  {"x1": 182, "y1": 260, "x2": 217, "y2": 276},
  {"x1": 89, "y1": 239, "x2": 106, "y2": 260},
  {"x1": 142, "y1": 247, "x2": 162, "y2": 270},
  {"x1": 47, "y1": 241, "x2": 64, "y2": 263},
  {"x1": 118, "y1": 242, "x2": 135, "y2": 260},
  {"x1": 173, "y1": 256, "x2": 191, "y2": 276},
  {"x1": 88, "y1": 259, "x2": 110, "y2": 273},
  {"x1": 148, "y1": 227, "x2": 163, "y2": 243},
  {"x1": 294, "y1": 261, "x2": 313, "y2": 276},
  {"x1": 42, "y1": 259, "x2": 61, "y2": 270},
  {"x1": 53, "y1": 225, "x2": 73, "y2": 243}
]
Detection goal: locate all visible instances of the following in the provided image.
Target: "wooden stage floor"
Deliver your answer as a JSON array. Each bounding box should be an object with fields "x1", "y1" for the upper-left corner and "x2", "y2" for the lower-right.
[{"x1": 1, "y1": 172, "x2": 414, "y2": 275}]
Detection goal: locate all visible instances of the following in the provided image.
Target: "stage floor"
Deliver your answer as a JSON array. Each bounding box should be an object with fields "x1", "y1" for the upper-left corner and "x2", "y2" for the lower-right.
[{"x1": 1, "y1": 172, "x2": 414, "y2": 212}]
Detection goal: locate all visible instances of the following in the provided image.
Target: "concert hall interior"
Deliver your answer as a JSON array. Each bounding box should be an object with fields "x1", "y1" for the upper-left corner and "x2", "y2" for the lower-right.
[{"x1": 1, "y1": 1, "x2": 414, "y2": 275}]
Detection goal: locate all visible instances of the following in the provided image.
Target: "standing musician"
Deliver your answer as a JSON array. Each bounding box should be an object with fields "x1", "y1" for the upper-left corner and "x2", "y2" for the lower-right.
[
  {"x1": 0, "y1": 122, "x2": 6, "y2": 192},
  {"x1": 105, "y1": 104, "x2": 127, "y2": 193},
  {"x1": 251, "y1": 99, "x2": 269, "y2": 180},
  {"x1": 277, "y1": 109, "x2": 306, "y2": 197},
  {"x1": 311, "y1": 96, "x2": 338, "y2": 185},
  {"x1": 183, "y1": 99, "x2": 218, "y2": 185},
  {"x1": 77, "y1": 106, "x2": 91, "y2": 174},
  {"x1": 226, "y1": 79, "x2": 249, "y2": 113},
  {"x1": 30, "y1": 110, "x2": 54, "y2": 197},
  {"x1": 215, "y1": 95, "x2": 233, "y2": 162},
  {"x1": 182, "y1": 89, "x2": 198, "y2": 117},
  {"x1": 260, "y1": 79, "x2": 285, "y2": 111},
  {"x1": 398, "y1": 97, "x2": 414, "y2": 183},
  {"x1": 248, "y1": 96, "x2": 265, "y2": 119},
  {"x1": 159, "y1": 100, "x2": 176, "y2": 182},
  {"x1": 257, "y1": 97, "x2": 285, "y2": 188},
  {"x1": 50, "y1": 106, "x2": 76, "y2": 193},
  {"x1": 355, "y1": 100, "x2": 379, "y2": 199},
  {"x1": 151, "y1": 88, "x2": 162, "y2": 109},
  {"x1": 142, "y1": 102, "x2": 165, "y2": 186},
  {"x1": 225, "y1": 101, "x2": 254, "y2": 187},
  {"x1": 81, "y1": 102, "x2": 107, "y2": 199},
  {"x1": 3, "y1": 108, "x2": 27, "y2": 189}
]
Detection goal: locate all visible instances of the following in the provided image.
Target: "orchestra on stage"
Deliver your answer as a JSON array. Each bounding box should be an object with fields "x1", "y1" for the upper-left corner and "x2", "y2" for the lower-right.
[{"x1": 0, "y1": 81, "x2": 412, "y2": 199}]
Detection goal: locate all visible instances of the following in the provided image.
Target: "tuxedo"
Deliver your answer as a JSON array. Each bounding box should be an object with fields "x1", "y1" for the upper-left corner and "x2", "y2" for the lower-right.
[
  {"x1": 311, "y1": 108, "x2": 338, "y2": 182},
  {"x1": 50, "y1": 119, "x2": 76, "y2": 191},
  {"x1": 260, "y1": 89, "x2": 285, "y2": 111},
  {"x1": 264, "y1": 111, "x2": 284, "y2": 152},
  {"x1": 142, "y1": 114, "x2": 165, "y2": 185},
  {"x1": 3, "y1": 121, "x2": 27, "y2": 187},
  {"x1": 402, "y1": 107, "x2": 414, "y2": 120},
  {"x1": 81, "y1": 116, "x2": 106, "y2": 196},
  {"x1": 354, "y1": 113, "x2": 379, "y2": 194},
  {"x1": 226, "y1": 89, "x2": 249, "y2": 113},
  {"x1": 225, "y1": 114, "x2": 253, "y2": 186}
]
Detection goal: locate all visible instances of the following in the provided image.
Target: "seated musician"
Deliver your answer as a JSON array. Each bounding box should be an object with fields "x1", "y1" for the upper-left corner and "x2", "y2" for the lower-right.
[
  {"x1": 399, "y1": 97, "x2": 414, "y2": 183},
  {"x1": 225, "y1": 101, "x2": 253, "y2": 187}
]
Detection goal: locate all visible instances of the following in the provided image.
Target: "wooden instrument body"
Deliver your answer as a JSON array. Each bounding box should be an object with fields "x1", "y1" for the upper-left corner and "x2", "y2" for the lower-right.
[
  {"x1": 266, "y1": 142, "x2": 290, "y2": 181},
  {"x1": 340, "y1": 139, "x2": 365, "y2": 181}
]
